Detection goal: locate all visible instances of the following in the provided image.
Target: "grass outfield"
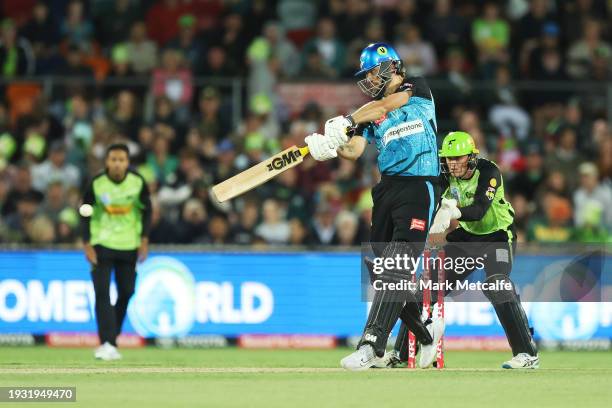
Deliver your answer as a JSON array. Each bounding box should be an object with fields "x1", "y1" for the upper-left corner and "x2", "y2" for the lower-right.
[{"x1": 0, "y1": 347, "x2": 610, "y2": 408}]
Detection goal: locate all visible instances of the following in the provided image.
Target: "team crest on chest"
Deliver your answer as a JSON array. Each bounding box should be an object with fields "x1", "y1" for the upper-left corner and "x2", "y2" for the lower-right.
[{"x1": 450, "y1": 187, "x2": 460, "y2": 202}]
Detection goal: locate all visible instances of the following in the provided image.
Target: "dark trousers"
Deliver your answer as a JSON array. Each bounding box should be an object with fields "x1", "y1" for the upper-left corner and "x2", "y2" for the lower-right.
[
  {"x1": 91, "y1": 245, "x2": 138, "y2": 346},
  {"x1": 360, "y1": 177, "x2": 440, "y2": 356}
]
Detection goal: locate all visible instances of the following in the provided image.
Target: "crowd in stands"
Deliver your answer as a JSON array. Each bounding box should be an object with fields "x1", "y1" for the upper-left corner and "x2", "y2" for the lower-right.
[{"x1": 0, "y1": 0, "x2": 610, "y2": 246}]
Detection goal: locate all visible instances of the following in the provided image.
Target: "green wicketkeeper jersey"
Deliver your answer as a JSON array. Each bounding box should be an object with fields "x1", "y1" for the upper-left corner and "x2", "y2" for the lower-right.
[
  {"x1": 442, "y1": 159, "x2": 514, "y2": 236},
  {"x1": 81, "y1": 170, "x2": 151, "y2": 250}
]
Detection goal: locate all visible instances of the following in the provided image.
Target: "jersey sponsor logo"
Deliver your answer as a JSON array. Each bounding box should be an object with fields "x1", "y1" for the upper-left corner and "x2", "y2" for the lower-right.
[
  {"x1": 104, "y1": 204, "x2": 133, "y2": 215},
  {"x1": 489, "y1": 178, "x2": 497, "y2": 187},
  {"x1": 410, "y1": 218, "x2": 426, "y2": 231},
  {"x1": 364, "y1": 333, "x2": 377, "y2": 343},
  {"x1": 382, "y1": 119, "x2": 425, "y2": 146},
  {"x1": 266, "y1": 149, "x2": 302, "y2": 171}
]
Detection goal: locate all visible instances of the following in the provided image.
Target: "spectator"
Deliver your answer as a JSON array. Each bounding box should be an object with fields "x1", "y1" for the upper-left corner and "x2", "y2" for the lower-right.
[
  {"x1": 567, "y1": 19, "x2": 612, "y2": 80},
  {"x1": 20, "y1": 2, "x2": 58, "y2": 74},
  {"x1": 335, "y1": 210, "x2": 360, "y2": 246},
  {"x1": 573, "y1": 162, "x2": 612, "y2": 229},
  {"x1": 53, "y1": 43, "x2": 95, "y2": 98},
  {"x1": 527, "y1": 192, "x2": 574, "y2": 243},
  {"x1": 535, "y1": 170, "x2": 571, "y2": 204},
  {"x1": 0, "y1": 18, "x2": 35, "y2": 77},
  {"x1": 25, "y1": 214, "x2": 56, "y2": 244},
  {"x1": 2, "y1": 191, "x2": 40, "y2": 242},
  {"x1": 167, "y1": 14, "x2": 202, "y2": 70},
  {"x1": 425, "y1": 0, "x2": 468, "y2": 57},
  {"x1": 151, "y1": 48, "x2": 194, "y2": 109},
  {"x1": 253, "y1": 21, "x2": 300, "y2": 78},
  {"x1": 486, "y1": 65, "x2": 531, "y2": 140},
  {"x1": 96, "y1": 0, "x2": 139, "y2": 47},
  {"x1": 103, "y1": 44, "x2": 139, "y2": 101},
  {"x1": 207, "y1": 214, "x2": 230, "y2": 244},
  {"x1": 472, "y1": 2, "x2": 510, "y2": 78},
  {"x1": 336, "y1": 0, "x2": 370, "y2": 44},
  {"x1": 31, "y1": 141, "x2": 81, "y2": 192},
  {"x1": 309, "y1": 202, "x2": 337, "y2": 245},
  {"x1": 146, "y1": 0, "x2": 189, "y2": 46},
  {"x1": 434, "y1": 48, "x2": 472, "y2": 118},
  {"x1": 208, "y1": 12, "x2": 248, "y2": 75},
  {"x1": 149, "y1": 199, "x2": 178, "y2": 244},
  {"x1": 276, "y1": 0, "x2": 317, "y2": 42},
  {"x1": 255, "y1": 199, "x2": 290, "y2": 244},
  {"x1": 510, "y1": 143, "x2": 545, "y2": 202},
  {"x1": 39, "y1": 180, "x2": 66, "y2": 222},
  {"x1": 125, "y1": 21, "x2": 158, "y2": 75},
  {"x1": 63, "y1": 93, "x2": 94, "y2": 170},
  {"x1": 525, "y1": 22, "x2": 564, "y2": 79},
  {"x1": 515, "y1": 0, "x2": 554, "y2": 50},
  {"x1": 2, "y1": 164, "x2": 43, "y2": 217},
  {"x1": 288, "y1": 217, "x2": 309, "y2": 245},
  {"x1": 231, "y1": 200, "x2": 260, "y2": 245},
  {"x1": 201, "y1": 45, "x2": 238, "y2": 77},
  {"x1": 146, "y1": 134, "x2": 178, "y2": 186},
  {"x1": 55, "y1": 207, "x2": 79, "y2": 243},
  {"x1": 192, "y1": 86, "x2": 230, "y2": 142},
  {"x1": 544, "y1": 127, "x2": 585, "y2": 189},
  {"x1": 394, "y1": 24, "x2": 437, "y2": 76},
  {"x1": 213, "y1": 139, "x2": 238, "y2": 184},
  {"x1": 510, "y1": 193, "x2": 531, "y2": 242},
  {"x1": 301, "y1": 17, "x2": 346, "y2": 78},
  {"x1": 110, "y1": 90, "x2": 142, "y2": 142},
  {"x1": 60, "y1": 1, "x2": 94, "y2": 52},
  {"x1": 175, "y1": 198, "x2": 208, "y2": 243},
  {"x1": 381, "y1": 0, "x2": 419, "y2": 42}
]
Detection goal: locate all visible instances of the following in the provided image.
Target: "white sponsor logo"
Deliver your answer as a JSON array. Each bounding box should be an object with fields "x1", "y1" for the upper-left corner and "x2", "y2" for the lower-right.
[
  {"x1": 364, "y1": 333, "x2": 377, "y2": 343},
  {"x1": 382, "y1": 119, "x2": 425, "y2": 146},
  {"x1": 496, "y1": 249, "x2": 509, "y2": 263}
]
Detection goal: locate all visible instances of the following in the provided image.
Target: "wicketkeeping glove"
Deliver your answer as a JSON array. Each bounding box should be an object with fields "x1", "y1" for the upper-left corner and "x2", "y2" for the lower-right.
[{"x1": 429, "y1": 198, "x2": 462, "y2": 234}]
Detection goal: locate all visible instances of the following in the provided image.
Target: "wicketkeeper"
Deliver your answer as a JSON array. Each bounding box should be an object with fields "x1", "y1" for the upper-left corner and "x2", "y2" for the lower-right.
[
  {"x1": 383, "y1": 131, "x2": 539, "y2": 369},
  {"x1": 304, "y1": 42, "x2": 444, "y2": 370}
]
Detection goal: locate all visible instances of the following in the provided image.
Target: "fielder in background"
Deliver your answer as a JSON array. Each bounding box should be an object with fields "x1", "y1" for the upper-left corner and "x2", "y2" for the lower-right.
[
  {"x1": 81, "y1": 143, "x2": 151, "y2": 361},
  {"x1": 304, "y1": 42, "x2": 444, "y2": 370},
  {"x1": 424, "y1": 131, "x2": 538, "y2": 369}
]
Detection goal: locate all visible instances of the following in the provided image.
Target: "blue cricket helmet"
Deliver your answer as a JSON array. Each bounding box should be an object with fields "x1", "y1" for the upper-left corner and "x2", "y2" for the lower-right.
[{"x1": 355, "y1": 42, "x2": 402, "y2": 76}]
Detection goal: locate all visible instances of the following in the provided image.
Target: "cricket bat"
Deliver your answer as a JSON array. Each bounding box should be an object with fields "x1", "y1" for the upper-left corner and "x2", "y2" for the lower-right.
[{"x1": 212, "y1": 146, "x2": 310, "y2": 202}]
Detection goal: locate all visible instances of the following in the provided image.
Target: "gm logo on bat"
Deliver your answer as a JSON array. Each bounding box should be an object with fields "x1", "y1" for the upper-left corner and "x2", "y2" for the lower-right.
[{"x1": 266, "y1": 149, "x2": 302, "y2": 171}]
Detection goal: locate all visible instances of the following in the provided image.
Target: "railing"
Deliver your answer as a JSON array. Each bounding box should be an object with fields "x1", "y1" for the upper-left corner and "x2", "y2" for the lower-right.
[{"x1": 1, "y1": 77, "x2": 610, "y2": 131}]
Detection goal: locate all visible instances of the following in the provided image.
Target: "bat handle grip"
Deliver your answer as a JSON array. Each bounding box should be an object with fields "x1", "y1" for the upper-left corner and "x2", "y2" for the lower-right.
[{"x1": 299, "y1": 146, "x2": 310, "y2": 156}]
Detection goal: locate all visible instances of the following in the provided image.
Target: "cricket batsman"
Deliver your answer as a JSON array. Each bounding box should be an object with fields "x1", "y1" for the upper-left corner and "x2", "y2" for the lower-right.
[
  {"x1": 383, "y1": 131, "x2": 539, "y2": 369},
  {"x1": 304, "y1": 42, "x2": 444, "y2": 370}
]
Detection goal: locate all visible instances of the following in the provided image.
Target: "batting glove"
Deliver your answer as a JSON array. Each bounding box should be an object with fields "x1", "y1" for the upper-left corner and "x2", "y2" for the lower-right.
[
  {"x1": 305, "y1": 133, "x2": 338, "y2": 161},
  {"x1": 324, "y1": 115, "x2": 353, "y2": 149}
]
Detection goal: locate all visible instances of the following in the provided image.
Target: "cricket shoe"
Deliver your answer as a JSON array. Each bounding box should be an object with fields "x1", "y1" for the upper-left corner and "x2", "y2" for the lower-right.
[
  {"x1": 372, "y1": 350, "x2": 399, "y2": 368},
  {"x1": 418, "y1": 317, "x2": 445, "y2": 368},
  {"x1": 340, "y1": 344, "x2": 378, "y2": 371},
  {"x1": 94, "y1": 342, "x2": 122, "y2": 361},
  {"x1": 502, "y1": 353, "x2": 539, "y2": 369}
]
